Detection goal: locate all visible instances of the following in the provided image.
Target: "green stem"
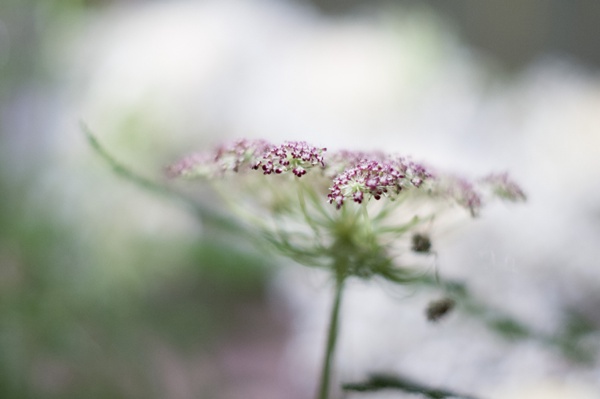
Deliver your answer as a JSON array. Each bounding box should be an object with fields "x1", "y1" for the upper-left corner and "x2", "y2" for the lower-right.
[
  {"x1": 82, "y1": 123, "x2": 242, "y2": 233},
  {"x1": 316, "y1": 273, "x2": 345, "y2": 399}
]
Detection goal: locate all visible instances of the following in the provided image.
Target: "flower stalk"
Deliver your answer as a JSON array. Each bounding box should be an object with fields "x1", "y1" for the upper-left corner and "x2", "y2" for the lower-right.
[{"x1": 316, "y1": 270, "x2": 345, "y2": 399}]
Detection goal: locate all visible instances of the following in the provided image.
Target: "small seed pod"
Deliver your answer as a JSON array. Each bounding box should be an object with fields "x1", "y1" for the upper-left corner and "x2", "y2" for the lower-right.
[
  {"x1": 411, "y1": 233, "x2": 432, "y2": 253},
  {"x1": 426, "y1": 298, "x2": 455, "y2": 322}
]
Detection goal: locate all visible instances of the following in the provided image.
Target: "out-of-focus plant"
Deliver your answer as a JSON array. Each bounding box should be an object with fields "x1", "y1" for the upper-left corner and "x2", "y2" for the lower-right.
[
  {"x1": 86, "y1": 128, "x2": 600, "y2": 397},
  {"x1": 166, "y1": 138, "x2": 526, "y2": 399}
]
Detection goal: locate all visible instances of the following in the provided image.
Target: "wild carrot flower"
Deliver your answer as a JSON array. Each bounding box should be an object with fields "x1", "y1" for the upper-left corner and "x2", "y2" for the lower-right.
[
  {"x1": 168, "y1": 138, "x2": 525, "y2": 399},
  {"x1": 168, "y1": 138, "x2": 524, "y2": 275},
  {"x1": 252, "y1": 141, "x2": 327, "y2": 177},
  {"x1": 327, "y1": 157, "x2": 433, "y2": 209}
]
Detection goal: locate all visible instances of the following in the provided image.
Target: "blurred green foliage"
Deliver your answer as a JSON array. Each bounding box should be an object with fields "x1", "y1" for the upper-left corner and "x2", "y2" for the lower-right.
[
  {"x1": 0, "y1": 2, "x2": 273, "y2": 397},
  {"x1": 0, "y1": 157, "x2": 272, "y2": 397},
  {"x1": 0, "y1": 157, "x2": 272, "y2": 399}
]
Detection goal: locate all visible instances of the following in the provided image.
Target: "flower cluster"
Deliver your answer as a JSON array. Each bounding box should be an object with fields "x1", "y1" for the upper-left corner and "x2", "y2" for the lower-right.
[
  {"x1": 214, "y1": 139, "x2": 271, "y2": 173},
  {"x1": 168, "y1": 138, "x2": 524, "y2": 216},
  {"x1": 325, "y1": 149, "x2": 386, "y2": 176},
  {"x1": 439, "y1": 176, "x2": 483, "y2": 216},
  {"x1": 482, "y1": 173, "x2": 527, "y2": 202},
  {"x1": 432, "y1": 172, "x2": 527, "y2": 216},
  {"x1": 252, "y1": 141, "x2": 327, "y2": 177},
  {"x1": 168, "y1": 139, "x2": 327, "y2": 179},
  {"x1": 327, "y1": 158, "x2": 433, "y2": 209},
  {"x1": 167, "y1": 139, "x2": 270, "y2": 178}
]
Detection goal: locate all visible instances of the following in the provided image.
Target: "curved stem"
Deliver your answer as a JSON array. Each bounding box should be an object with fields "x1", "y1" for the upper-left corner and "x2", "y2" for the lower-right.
[
  {"x1": 83, "y1": 124, "x2": 242, "y2": 232},
  {"x1": 316, "y1": 273, "x2": 345, "y2": 399}
]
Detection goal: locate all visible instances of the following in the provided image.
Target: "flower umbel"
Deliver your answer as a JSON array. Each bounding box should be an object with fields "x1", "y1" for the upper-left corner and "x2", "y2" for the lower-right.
[
  {"x1": 327, "y1": 157, "x2": 433, "y2": 209},
  {"x1": 167, "y1": 139, "x2": 271, "y2": 178},
  {"x1": 168, "y1": 138, "x2": 524, "y2": 276},
  {"x1": 481, "y1": 172, "x2": 527, "y2": 202},
  {"x1": 252, "y1": 141, "x2": 327, "y2": 177}
]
